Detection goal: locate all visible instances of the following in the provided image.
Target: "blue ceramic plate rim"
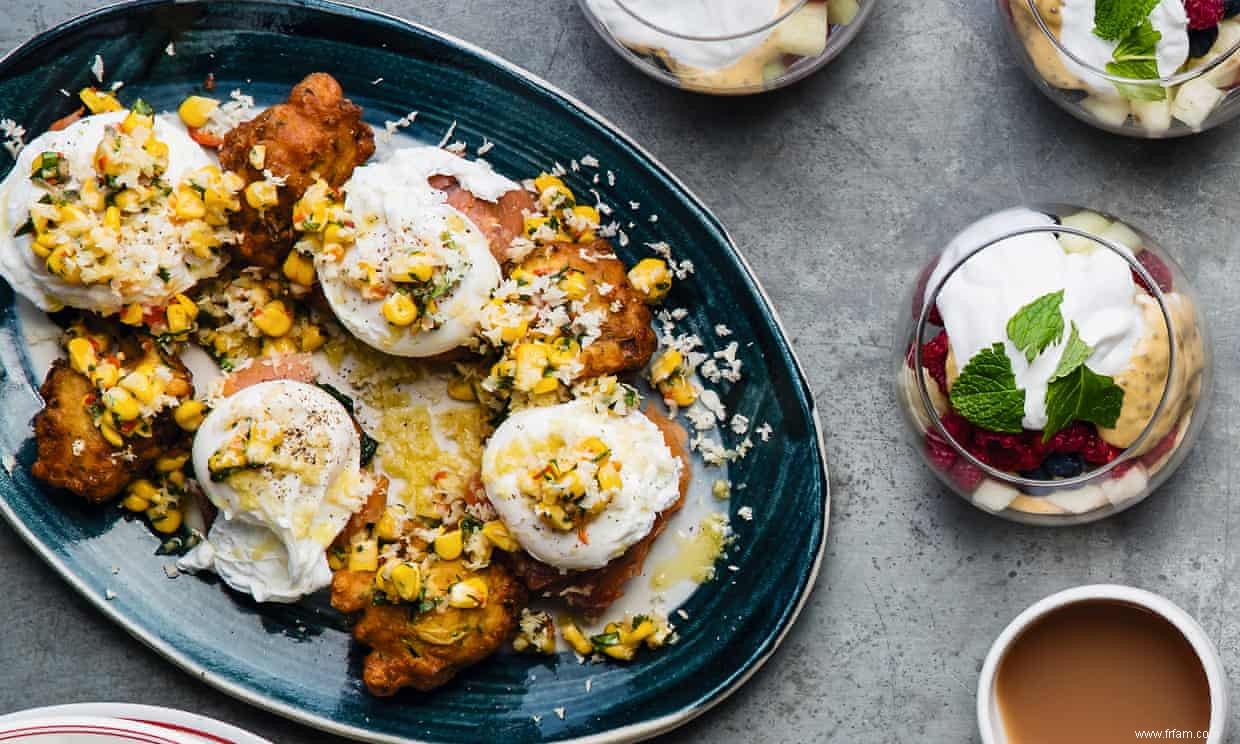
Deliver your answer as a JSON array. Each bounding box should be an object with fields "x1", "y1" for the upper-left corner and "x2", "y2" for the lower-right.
[{"x1": 0, "y1": 1, "x2": 830, "y2": 742}]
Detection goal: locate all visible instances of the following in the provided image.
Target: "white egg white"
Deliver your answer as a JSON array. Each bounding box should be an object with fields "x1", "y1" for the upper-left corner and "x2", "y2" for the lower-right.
[
  {"x1": 482, "y1": 400, "x2": 682, "y2": 571},
  {"x1": 179, "y1": 380, "x2": 367, "y2": 603},
  {"x1": 0, "y1": 111, "x2": 222, "y2": 314},
  {"x1": 316, "y1": 147, "x2": 515, "y2": 357}
]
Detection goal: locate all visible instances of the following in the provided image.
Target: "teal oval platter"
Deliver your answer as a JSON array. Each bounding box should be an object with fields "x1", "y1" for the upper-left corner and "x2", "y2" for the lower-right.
[{"x1": 0, "y1": 2, "x2": 829, "y2": 742}]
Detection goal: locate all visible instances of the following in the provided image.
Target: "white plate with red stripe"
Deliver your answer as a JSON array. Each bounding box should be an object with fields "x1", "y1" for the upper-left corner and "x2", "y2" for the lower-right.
[{"x1": 0, "y1": 705, "x2": 269, "y2": 744}]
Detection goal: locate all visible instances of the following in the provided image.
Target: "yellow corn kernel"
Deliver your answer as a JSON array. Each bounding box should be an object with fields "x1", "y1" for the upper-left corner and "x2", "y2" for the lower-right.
[
  {"x1": 57, "y1": 204, "x2": 89, "y2": 229},
  {"x1": 46, "y1": 247, "x2": 81, "y2": 283},
  {"x1": 597, "y1": 461, "x2": 623, "y2": 492},
  {"x1": 348, "y1": 535, "x2": 379, "y2": 572},
  {"x1": 166, "y1": 470, "x2": 187, "y2": 488},
  {"x1": 172, "y1": 188, "x2": 206, "y2": 220},
  {"x1": 390, "y1": 253, "x2": 434, "y2": 283},
  {"x1": 113, "y1": 189, "x2": 140, "y2": 212},
  {"x1": 103, "y1": 387, "x2": 141, "y2": 422},
  {"x1": 282, "y1": 250, "x2": 315, "y2": 286},
  {"x1": 481, "y1": 520, "x2": 520, "y2": 552},
  {"x1": 374, "y1": 508, "x2": 403, "y2": 541},
  {"x1": 579, "y1": 436, "x2": 609, "y2": 460},
  {"x1": 173, "y1": 293, "x2": 198, "y2": 319},
  {"x1": 571, "y1": 204, "x2": 600, "y2": 229},
  {"x1": 262, "y1": 337, "x2": 299, "y2": 356},
  {"x1": 166, "y1": 304, "x2": 193, "y2": 334},
  {"x1": 173, "y1": 400, "x2": 206, "y2": 431},
  {"x1": 185, "y1": 222, "x2": 220, "y2": 258},
  {"x1": 120, "y1": 110, "x2": 153, "y2": 134},
  {"x1": 514, "y1": 342, "x2": 550, "y2": 391},
  {"x1": 91, "y1": 362, "x2": 119, "y2": 389},
  {"x1": 490, "y1": 359, "x2": 516, "y2": 382},
  {"x1": 434, "y1": 529, "x2": 463, "y2": 560},
  {"x1": 534, "y1": 174, "x2": 566, "y2": 193},
  {"x1": 98, "y1": 418, "x2": 123, "y2": 447},
  {"x1": 79, "y1": 88, "x2": 123, "y2": 114},
  {"x1": 299, "y1": 324, "x2": 326, "y2": 352},
  {"x1": 121, "y1": 493, "x2": 150, "y2": 512},
  {"x1": 622, "y1": 617, "x2": 656, "y2": 646},
  {"x1": 509, "y1": 268, "x2": 536, "y2": 284},
  {"x1": 447, "y1": 376, "x2": 476, "y2": 402},
  {"x1": 389, "y1": 563, "x2": 422, "y2": 602},
  {"x1": 649, "y1": 349, "x2": 683, "y2": 385},
  {"x1": 144, "y1": 138, "x2": 169, "y2": 160},
  {"x1": 67, "y1": 337, "x2": 97, "y2": 376},
  {"x1": 31, "y1": 233, "x2": 54, "y2": 258},
  {"x1": 602, "y1": 643, "x2": 637, "y2": 661},
  {"x1": 79, "y1": 179, "x2": 105, "y2": 211},
  {"x1": 500, "y1": 319, "x2": 529, "y2": 344},
  {"x1": 103, "y1": 206, "x2": 121, "y2": 231},
  {"x1": 560, "y1": 620, "x2": 594, "y2": 656},
  {"x1": 128, "y1": 478, "x2": 159, "y2": 502},
  {"x1": 119, "y1": 370, "x2": 156, "y2": 405},
  {"x1": 322, "y1": 223, "x2": 354, "y2": 247},
  {"x1": 156, "y1": 453, "x2": 189, "y2": 473},
  {"x1": 244, "y1": 180, "x2": 279, "y2": 209},
  {"x1": 254, "y1": 300, "x2": 293, "y2": 337},
  {"x1": 628, "y1": 258, "x2": 672, "y2": 302},
  {"x1": 548, "y1": 337, "x2": 579, "y2": 367},
  {"x1": 248, "y1": 144, "x2": 267, "y2": 170},
  {"x1": 523, "y1": 215, "x2": 550, "y2": 237},
  {"x1": 177, "y1": 95, "x2": 219, "y2": 129},
  {"x1": 662, "y1": 375, "x2": 698, "y2": 407},
  {"x1": 381, "y1": 294, "x2": 418, "y2": 327},
  {"x1": 448, "y1": 577, "x2": 488, "y2": 609},
  {"x1": 531, "y1": 375, "x2": 559, "y2": 395},
  {"x1": 119, "y1": 303, "x2": 144, "y2": 326},
  {"x1": 558, "y1": 269, "x2": 589, "y2": 300},
  {"x1": 151, "y1": 509, "x2": 182, "y2": 534}
]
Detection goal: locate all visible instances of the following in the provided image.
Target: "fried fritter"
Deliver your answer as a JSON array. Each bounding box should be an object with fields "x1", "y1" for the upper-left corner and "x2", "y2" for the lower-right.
[
  {"x1": 332, "y1": 559, "x2": 525, "y2": 695},
  {"x1": 32, "y1": 339, "x2": 192, "y2": 504},
  {"x1": 428, "y1": 174, "x2": 536, "y2": 264},
  {"x1": 518, "y1": 240, "x2": 657, "y2": 377},
  {"x1": 219, "y1": 72, "x2": 375, "y2": 268},
  {"x1": 501, "y1": 409, "x2": 689, "y2": 617}
]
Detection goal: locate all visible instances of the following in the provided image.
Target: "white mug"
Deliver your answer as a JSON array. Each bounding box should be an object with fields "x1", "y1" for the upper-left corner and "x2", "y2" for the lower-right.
[{"x1": 977, "y1": 584, "x2": 1229, "y2": 744}]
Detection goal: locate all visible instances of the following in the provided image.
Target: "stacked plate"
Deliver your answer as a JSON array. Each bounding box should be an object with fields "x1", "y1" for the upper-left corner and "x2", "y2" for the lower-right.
[{"x1": 0, "y1": 704, "x2": 268, "y2": 744}]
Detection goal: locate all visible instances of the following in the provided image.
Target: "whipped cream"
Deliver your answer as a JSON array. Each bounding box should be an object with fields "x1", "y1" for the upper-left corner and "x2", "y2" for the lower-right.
[
  {"x1": 1058, "y1": 0, "x2": 1189, "y2": 95},
  {"x1": 586, "y1": 0, "x2": 782, "y2": 71},
  {"x1": 924, "y1": 208, "x2": 1146, "y2": 431}
]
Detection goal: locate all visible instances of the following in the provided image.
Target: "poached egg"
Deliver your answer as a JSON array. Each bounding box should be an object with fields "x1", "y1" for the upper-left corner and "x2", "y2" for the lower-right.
[
  {"x1": 481, "y1": 400, "x2": 682, "y2": 571},
  {"x1": 179, "y1": 380, "x2": 369, "y2": 603}
]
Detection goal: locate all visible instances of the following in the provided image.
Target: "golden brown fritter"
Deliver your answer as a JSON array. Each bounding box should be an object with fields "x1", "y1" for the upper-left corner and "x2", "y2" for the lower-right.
[
  {"x1": 332, "y1": 559, "x2": 525, "y2": 696},
  {"x1": 500, "y1": 410, "x2": 690, "y2": 617},
  {"x1": 517, "y1": 240, "x2": 657, "y2": 377},
  {"x1": 428, "y1": 174, "x2": 536, "y2": 264},
  {"x1": 32, "y1": 339, "x2": 193, "y2": 504},
  {"x1": 219, "y1": 72, "x2": 375, "y2": 268}
]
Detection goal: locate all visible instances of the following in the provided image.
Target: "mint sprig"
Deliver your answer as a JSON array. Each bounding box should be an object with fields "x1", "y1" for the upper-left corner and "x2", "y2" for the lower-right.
[
  {"x1": 1104, "y1": 20, "x2": 1166, "y2": 101},
  {"x1": 1050, "y1": 322, "x2": 1092, "y2": 382},
  {"x1": 1043, "y1": 365, "x2": 1125, "y2": 441},
  {"x1": 949, "y1": 343, "x2": 1026, "y2": 433},
  {"x1": 1093, "y1": 0, "x2": 1160, "y2": 41},
  {"x1": 1007, "y1": 290, "x2": 1065, "y2": 363}
]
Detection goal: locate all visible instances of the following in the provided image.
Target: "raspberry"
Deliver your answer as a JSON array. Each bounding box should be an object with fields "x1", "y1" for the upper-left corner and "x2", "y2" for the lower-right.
[
  {"x1": 940, "y1": 411, "x2": 974, "y2": 443},
  {"x1": 1045, "y1": 422, "x2": 1092, "y2": 454},
  {"x1": 969, "y1": 428, "x2": 1026, "y2": 471},
  {"x1": 1083, "y1": 436, "x2": 1122, "y2": 465},
  {"x1": 911, "y1": 260, "x2": 945, "y2": 326},
  {"x1": 949, "y1": 459, "x2": 984, "y2": 491},
  {"x1": 924, "y1": 430, "x2": 957, "y2": 471},
  {"x1": 1131, "y1": 250, "x2": 1175, "y2": 295},
  {"x1": 1110, "y1": 460, "x2": 1138, "y2": 479},
  {"x1": 1185, "y1": 0, "x2": 1224, "y2": 30},
  {"x1": 919, "y1": 330, "x2": 950, "y2": 392}
]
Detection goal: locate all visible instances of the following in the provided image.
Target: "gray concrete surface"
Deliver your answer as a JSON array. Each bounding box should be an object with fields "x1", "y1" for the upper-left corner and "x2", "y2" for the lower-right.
[{"x1": 2, "y1": 0, "x2": 1238, "y2": 742}]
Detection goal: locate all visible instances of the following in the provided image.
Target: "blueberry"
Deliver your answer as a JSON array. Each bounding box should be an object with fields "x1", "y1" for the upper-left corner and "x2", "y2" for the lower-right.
[
  {"x1": 1226, "y1": 0, "x2": 1240, "y2": 19},
  {"x1": 1189, "y1": 26, "x2": 1219, "y2": 58},
  {"x1": 1043, "y1": 453, "x2": 1086, "y2": 479}
]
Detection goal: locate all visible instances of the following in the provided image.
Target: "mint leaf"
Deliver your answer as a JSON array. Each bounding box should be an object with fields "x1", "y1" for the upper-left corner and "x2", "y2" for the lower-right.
[
  {"x1": 1007, "y1": 290, "x2": 1065, "y2": 363},
  {"x1": 1050, "y1": 322, "x2": 1093, "y2": 383},
  {"x1": 1106, "y1": 21, "x2": 1166, "y2": 101},
  {"x1": 1043, "y1": 365, "x2": 1125, "y2": 441},
  {"x1": 949, "y1": 343, "x2": 1026, "y2": 433},
  {"x1": 1094, "y1": 0, "x2": 1160, "y2": 41}
]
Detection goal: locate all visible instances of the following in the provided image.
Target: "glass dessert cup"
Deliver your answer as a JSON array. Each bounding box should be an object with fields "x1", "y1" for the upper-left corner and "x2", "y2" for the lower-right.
[
  {"x1": 1000, "y1": 0, "x2": 1240, "y2": 137},
  {"x1": 577, "y1": 0, "x2": 873, "y2": 94},
  {"x1": 896, "y1": 205, "x2": 1211, "y2": 525}
]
